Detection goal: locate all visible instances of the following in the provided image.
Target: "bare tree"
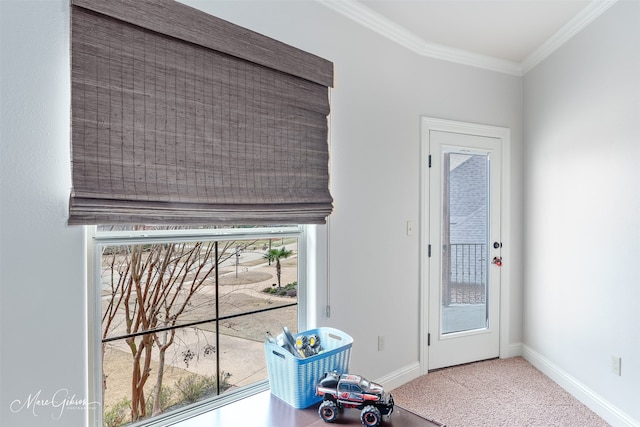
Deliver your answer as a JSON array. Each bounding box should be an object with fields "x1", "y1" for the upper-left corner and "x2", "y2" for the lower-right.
[{"x1": 101, "y1": 237, "x2": 241, "y2": 421}]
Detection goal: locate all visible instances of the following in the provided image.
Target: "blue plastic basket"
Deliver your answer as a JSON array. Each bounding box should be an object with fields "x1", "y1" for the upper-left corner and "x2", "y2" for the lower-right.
[{"x1": 264, "y1": 327, "x2": 352, "y2": 408}]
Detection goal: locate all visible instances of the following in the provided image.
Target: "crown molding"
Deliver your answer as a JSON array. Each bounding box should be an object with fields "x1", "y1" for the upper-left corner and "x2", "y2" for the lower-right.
[
  {"x1": 317, "y1": 0, "x2": 618, "y2": 77},
  {"x1": 521, "y1": 0, "x2": 618, "y2": 74},
  {"x1": 317, "y1": 0, "x2": 522, "y2": 76},
  {"x1": 418, "y1": 43, "x2": 523, "y2": 76}
]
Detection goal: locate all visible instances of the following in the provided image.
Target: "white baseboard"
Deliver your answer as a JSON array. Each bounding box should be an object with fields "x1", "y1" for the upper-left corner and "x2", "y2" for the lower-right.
[
  {"x1": 375, "y1": 361, "x2": 422, "y2": 392},
  {"x1": 502, "y1": 342, "x2": 523, "y2": 358},
  {"x1": 522, "y1": 345, "x2": 639, "y2": 427}
]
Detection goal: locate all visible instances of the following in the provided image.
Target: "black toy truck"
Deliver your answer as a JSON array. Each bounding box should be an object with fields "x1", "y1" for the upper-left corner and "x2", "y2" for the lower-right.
[{"x1": 315, "y1": 371, "x2": 394, "y2": 427}]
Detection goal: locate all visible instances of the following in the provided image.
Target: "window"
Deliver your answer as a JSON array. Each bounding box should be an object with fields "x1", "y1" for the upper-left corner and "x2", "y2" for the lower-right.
[
  {"x1": 73, "y1": 3, "x2": 332, "y2": 424},
  {"x1": 91, "y1": 225, "x2": 306, "y2": 426}
]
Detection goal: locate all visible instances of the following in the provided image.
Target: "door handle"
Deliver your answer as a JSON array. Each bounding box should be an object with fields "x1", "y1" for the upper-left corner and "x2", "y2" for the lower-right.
[{"x1": 492, "y1": 256, "x2": 503, "y2": 267}]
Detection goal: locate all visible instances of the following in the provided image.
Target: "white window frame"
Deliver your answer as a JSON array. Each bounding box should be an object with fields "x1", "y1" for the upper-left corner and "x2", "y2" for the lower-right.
[{"x1": 87, "y1": 225, "x2": 309, "y2": 427}]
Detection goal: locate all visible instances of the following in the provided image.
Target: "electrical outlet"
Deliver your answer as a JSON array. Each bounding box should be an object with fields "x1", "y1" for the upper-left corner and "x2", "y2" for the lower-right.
[
  {"x1": 378, "y1": 335, "x2": 385, "y2": 351},
  {"x1": 611, "y1": 356, "x2": 622, "y2": 376}
]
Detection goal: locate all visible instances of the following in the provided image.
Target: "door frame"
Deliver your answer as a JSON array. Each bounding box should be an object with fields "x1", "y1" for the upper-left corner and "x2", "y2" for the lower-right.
[{"x1": 419, "y1": 117, "x2": 511, "y2": 375}]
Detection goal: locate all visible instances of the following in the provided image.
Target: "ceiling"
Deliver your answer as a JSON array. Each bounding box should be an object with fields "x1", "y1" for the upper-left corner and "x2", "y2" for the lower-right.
[{"x1": 318, "y1": 0, "x2": 617, "y2": 75}]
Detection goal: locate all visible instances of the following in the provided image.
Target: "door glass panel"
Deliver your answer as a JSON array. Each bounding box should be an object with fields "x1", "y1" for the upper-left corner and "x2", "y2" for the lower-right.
[{"x1": 441, "y1": 152, "x2": 489, "y2": 334}]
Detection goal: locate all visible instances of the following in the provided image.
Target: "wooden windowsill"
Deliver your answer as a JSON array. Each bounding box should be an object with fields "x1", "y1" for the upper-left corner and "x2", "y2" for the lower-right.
[{"x1": 172, "y1": 390, "x2": 445, "y2": 427}]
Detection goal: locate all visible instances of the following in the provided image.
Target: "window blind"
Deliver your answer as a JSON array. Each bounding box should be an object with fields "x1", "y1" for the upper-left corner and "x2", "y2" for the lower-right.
[{"x1": 69, "y1": 0, "x2": 334, "y2": 225}]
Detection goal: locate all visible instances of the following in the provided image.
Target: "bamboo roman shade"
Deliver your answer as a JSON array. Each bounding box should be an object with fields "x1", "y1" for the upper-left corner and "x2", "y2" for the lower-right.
[{"x1": 69, "y1": 0, "x2": 334, "y2": 225}]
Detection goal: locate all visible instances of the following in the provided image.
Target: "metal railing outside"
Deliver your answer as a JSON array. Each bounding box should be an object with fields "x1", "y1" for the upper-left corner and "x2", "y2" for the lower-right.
[{"x1": 443, "y1": 243, "x2": 487, "y2": 305}]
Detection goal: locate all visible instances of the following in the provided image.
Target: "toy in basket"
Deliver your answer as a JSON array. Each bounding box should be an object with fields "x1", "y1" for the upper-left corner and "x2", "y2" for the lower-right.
[{"x1": 264, "y1": 327, "x2": 353, "y2": 408}]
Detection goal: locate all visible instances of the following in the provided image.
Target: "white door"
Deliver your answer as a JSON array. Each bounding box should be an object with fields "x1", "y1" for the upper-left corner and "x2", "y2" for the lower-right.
[{"x1": 421, "y1": 118, "x2": 507, "y2": 371}]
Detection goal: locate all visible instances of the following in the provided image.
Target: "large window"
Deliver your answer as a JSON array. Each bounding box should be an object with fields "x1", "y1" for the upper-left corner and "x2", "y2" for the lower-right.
[{"x1": 91, "y1": 225, "x2": 306, "y2": 427}]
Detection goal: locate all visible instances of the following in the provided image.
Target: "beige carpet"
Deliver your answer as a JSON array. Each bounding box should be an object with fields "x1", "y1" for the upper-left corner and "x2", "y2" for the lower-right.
[{"x1": 391, "y1": 357, "x2": 610, "y2": 427}]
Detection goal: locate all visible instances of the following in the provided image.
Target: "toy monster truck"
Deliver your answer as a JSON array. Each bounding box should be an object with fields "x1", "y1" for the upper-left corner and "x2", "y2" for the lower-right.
[{"x1": 315, "y1": 371, "x2": 394, "y2": 427}]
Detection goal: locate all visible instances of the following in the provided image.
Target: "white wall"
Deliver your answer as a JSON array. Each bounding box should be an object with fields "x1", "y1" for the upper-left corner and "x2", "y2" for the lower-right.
[
  {"x1": 181, "y1": 0, "x2": 524, "y2": 382},
  {"x1": 1, "y1": 1, "x2": 88, "y2": 426},
  {"x1": 523, "y1": 1, "x2": 640, "y2": 425},
  {"x1": 0, "y1": 1, "x2": 522, "y2": 426}
]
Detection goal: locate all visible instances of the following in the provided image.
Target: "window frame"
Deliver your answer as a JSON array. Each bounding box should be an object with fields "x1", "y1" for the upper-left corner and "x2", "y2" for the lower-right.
[{"x1": 87, "y1": 225, "x2": 309, "y2": 427}]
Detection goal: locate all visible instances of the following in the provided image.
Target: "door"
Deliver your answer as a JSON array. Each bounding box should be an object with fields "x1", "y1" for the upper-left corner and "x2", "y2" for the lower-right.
[{"x1": 421, "y1": 118, "x2": 506, "y2": 371}]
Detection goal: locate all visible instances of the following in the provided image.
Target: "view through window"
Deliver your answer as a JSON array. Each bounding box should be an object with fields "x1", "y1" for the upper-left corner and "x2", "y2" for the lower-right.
[{"x1": 94, "y1": 226, "x2": 302, "y2": 426}]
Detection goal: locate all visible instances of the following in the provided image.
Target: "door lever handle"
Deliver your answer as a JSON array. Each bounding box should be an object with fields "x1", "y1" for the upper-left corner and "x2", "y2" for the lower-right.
[{"x1": 492, "y1": 256, "x2": 503, "y2": 267}]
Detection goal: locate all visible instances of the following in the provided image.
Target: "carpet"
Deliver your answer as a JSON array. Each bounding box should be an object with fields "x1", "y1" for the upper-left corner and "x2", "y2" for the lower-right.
[{"x1": 391, "y1": 357, "x2": 609, "y2": 427}]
